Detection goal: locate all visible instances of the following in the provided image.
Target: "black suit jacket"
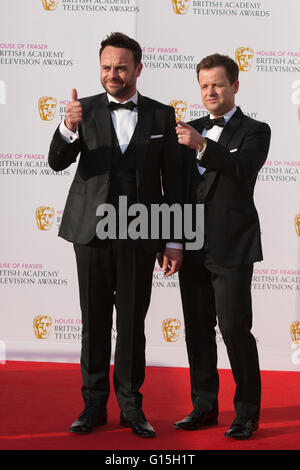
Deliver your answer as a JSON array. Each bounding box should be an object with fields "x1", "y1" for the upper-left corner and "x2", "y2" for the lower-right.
[
  {"x1": 48, "y1": 92, "x2": 183, "y2": 251},
  {"x1": 183, "y1": 107, "x2": 271, "y2": 267}
]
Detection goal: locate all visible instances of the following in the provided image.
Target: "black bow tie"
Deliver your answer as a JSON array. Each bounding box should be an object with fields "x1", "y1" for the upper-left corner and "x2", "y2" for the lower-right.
[
  {"x1": 107, "y1": 101, "x2": 137, "y2": 112},
  {"x1": 203, "y1": 116, "x2": 226, "y2": 130}
]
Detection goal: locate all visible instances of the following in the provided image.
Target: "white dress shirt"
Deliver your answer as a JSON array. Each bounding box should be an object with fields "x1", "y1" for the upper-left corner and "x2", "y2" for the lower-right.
[
  {"x1": 108, "y1": 91, "x2": 138, "y2": 153},
  {"x1": 197, "y1": 106, "x2": 237, "y2": 174}
]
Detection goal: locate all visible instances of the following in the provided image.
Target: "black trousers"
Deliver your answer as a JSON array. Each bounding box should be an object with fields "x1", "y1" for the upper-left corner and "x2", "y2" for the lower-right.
[
  {"x1": 179, "y1": 249, "x2": 261, "y2": 420},
  {"x1": 73, "y1": 239, "x2": 156, "y2": 415}
]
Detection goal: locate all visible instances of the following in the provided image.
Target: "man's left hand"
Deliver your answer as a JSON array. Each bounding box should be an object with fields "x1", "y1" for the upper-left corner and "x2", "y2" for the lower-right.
[{"x1": 157, "y1": 248, "x2": 183, "y2": 277}]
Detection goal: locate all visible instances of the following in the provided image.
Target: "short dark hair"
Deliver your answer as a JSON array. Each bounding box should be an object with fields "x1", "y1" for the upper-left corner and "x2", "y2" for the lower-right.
[
  {"x1": 99, "y1": 32, "x2": 142, "y2": 66},
  {"x1": 196, "y1": 53, "x2": 239, "y2": 84}
]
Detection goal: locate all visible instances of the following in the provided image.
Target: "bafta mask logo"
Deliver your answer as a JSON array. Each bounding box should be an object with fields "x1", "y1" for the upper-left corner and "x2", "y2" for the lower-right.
[
  {"x1": 33, "y1": 315, "x2": 52, "y2": 339},
  {"x1": 235, "y1": 47, "x2": 254, "y2": 71},
  {"x1": 169, "y1": 100, "x2": 188, "y2": 121},
  {"x1": 291, "y1": 321, "x2": 300, "y2": 344},
  {"x1": 38, "y1": 96, "x2": 57, "y2": 121},
  {"x1": 162, "y1": 318, "x2": 181, "y2": 342},
  {"x1": 295, "y1": 214, "x2": 300, "y2": 237},
  {"x1": 36, "y1": 206, "x2": 55, "y2": 231},
  {"x1": 42, "y1": 0, "x2": 59, "y2": 10},
  {"x1": 172, "y1": 0, "x2": 190, "y2": 15}
]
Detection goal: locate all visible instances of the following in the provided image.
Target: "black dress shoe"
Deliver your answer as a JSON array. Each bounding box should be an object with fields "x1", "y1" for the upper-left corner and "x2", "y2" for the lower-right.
[
  {"x1": 174, "y1": 409, "x2": 218, "y2": 430},
  {"x1": 68, "y1": 407, "x2": 107, "y2": 434},
  {"x1": 224, "y1": 417, "x2": 259, "y2": 440},
  {"x1": 120, "y1": 410, "x2": 156, "y2": 438}
]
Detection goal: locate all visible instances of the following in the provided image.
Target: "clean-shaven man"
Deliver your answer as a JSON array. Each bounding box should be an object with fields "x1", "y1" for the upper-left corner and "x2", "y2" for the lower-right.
[{"x1": 174, "y1": 53, "x2": 271, "y2": 439}]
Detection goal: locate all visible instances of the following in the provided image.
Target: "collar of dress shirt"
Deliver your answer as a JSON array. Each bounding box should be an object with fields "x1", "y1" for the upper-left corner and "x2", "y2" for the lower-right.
[
  {"x1": 107, "y1": 91, "x2": 138, "y2": 106},
  {"x1": 198, "y1": 106, "x2": 237, "y2": 161},
  {"x1": 209, "y1": 105, "x2": 237, "y2": 124}
]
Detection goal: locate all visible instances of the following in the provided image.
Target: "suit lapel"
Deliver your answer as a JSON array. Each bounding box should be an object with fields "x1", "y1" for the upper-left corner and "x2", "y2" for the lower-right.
[
  {"x1": 217, "y1": 107, "x2": 243, "y2": 147},
  {"x1": 192, "y1": 116, "x2": 217, "y2": 198},
  {"x1": 198, "y1": 108, "x2": 243, "y2": 198},
  {"x1": 191, "y1": 118, "x2": 205, "y2": 135},
  {"x1": 196, "y1": 106, "x2": 243, "y2": 148}
]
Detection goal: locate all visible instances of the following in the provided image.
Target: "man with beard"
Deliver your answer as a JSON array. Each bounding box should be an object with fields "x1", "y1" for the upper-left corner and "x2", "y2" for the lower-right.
[{"x1": 48, "y1": 32, "x2": 182, "y2": 438}]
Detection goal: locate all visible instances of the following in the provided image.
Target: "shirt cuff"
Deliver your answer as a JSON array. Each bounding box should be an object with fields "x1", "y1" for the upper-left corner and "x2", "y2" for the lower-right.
[
  {"x1": 165, "y1": 242, "x2": 183, "y2": 250},
  {"x1": 59, "y1": 120, "x2": 79, "y2": 143}
]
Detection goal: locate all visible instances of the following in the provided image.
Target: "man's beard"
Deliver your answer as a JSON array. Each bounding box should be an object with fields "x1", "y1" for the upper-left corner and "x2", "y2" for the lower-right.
[{"x1": 101, "y1": 78, "x2": 135, "y2": 100}]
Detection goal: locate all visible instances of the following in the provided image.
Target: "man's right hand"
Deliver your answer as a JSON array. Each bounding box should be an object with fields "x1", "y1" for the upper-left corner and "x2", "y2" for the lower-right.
[{"x1": 65, "y1": 89, "x2": 82, "y2": 132}]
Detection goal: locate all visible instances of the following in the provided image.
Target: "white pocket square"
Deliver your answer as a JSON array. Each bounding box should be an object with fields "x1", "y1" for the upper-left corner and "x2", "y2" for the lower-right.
[
  {"x1": 229, "y1": 148, "x2": 238, "y2": 153},
  {"x1": 151, "y1": 134, "x2": 163, "y2": 139}
]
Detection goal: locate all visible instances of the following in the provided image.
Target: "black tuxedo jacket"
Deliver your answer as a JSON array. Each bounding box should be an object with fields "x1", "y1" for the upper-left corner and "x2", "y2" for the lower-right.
[
  {"x1": 48, "y1": 92, "x2": 183, "y2": 251},
  {"x1": 183, "y1": 107, "x2": 271, "y2": 267}
]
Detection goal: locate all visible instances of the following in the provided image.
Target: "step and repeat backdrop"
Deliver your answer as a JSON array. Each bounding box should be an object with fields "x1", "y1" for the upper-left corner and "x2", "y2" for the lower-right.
[{"x1": 0, "y1": 0, "x2": 299, "y2": 370}]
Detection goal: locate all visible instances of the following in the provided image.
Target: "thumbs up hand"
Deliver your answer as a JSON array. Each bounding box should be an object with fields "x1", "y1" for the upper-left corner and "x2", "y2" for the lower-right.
[
  {"x1": 71, "y1": 88, "x2": 78, "y2": 102},
  {"x1": 65, "y1": 88, "x2": 82, "y2": 132}
]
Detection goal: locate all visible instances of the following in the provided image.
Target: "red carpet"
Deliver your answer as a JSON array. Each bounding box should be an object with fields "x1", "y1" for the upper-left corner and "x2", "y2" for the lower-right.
[{"x1": 0, "y1": 361, "x2": 299, "y2": 452}]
